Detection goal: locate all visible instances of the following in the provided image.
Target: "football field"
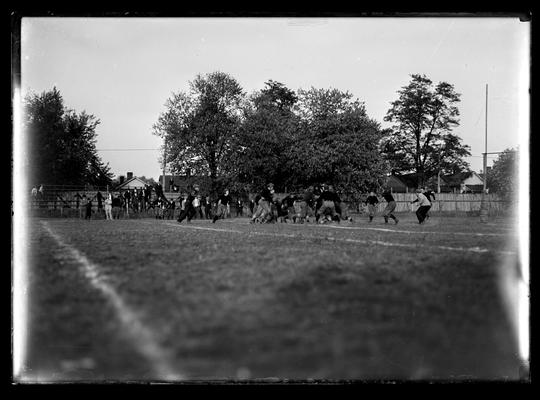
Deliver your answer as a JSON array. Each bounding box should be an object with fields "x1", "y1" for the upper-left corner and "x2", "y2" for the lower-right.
[{"x1": 20, "y1": 214, "x2": 523, "y2": 382}]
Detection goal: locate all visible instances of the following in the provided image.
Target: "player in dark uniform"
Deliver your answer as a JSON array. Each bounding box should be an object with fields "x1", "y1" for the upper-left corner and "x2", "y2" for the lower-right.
[
  {"x1": 423, "y1": 187, "x2": 436, "y2": 220},
  {"x1": 251, "y1": 183, "x2": 275, "y2": 223},
  {"x1": 381, "y1": 188, "x2": 399, "y2": 224},
  {"x1": 315, "y1": 185, "x2": 341, "y2": 223},
  {"x1": 294, "y1": 186, "x2": 316, "y2": 223},
  {"x1": 177, "y1": 191, "x2": 196, "y2": 223},
  {"x1": 213, "y1": 189, "x2": 232, "y2": 223},
  {"x1": 364, "y1": 191, "x2": 379, "y2": 223},
  {"x1": 278, "y1": 194, "x2": 297, "y2": 223}
]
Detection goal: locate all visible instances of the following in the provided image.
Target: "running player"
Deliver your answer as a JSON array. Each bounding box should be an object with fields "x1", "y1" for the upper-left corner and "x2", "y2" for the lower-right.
[
  {"x1": 411, "y1": 188, "x2": 432, "y2": 224},
  {"x1": 364, "y1": 191, "x2": 379, "y2": 223},
  {"x1": 381, "y1": 188, "x2": 399, "y2": 224},
  {"x1": 177, "y1": 191, "x2": 196, "y2": 223},
  {"x1": 213, "y1": 189, "x2": 232, "y2": 223}
]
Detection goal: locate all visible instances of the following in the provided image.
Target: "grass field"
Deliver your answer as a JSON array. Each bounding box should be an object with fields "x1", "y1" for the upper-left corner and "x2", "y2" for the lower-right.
[{"x1": 19, "y1": 213, "x2": 523, "y2": 382}]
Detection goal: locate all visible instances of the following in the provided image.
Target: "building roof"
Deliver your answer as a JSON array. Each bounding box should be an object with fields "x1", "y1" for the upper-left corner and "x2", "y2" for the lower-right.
[
  {"x1": 441, "y1": 171, "x2": 484, "y2": 186},
  {"x1": 115, "y1": 177, "x2": 148, "y2": 190},
  {"x1": 386, "y1": 173, "x2": 426, "y2": 189}
]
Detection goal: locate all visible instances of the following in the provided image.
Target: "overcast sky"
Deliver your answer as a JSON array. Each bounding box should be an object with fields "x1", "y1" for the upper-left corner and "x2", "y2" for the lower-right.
[{"x1": 20, "y1": 17, "x2": 530, "y2": 180}]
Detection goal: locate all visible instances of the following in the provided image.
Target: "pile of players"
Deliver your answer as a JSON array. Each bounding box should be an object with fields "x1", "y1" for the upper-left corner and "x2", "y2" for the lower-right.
[
  {"x1": 245, "y1": 183, "x2": 352, "y2": 225},
  {"x1": 178, "y1": 183, "x2": 435, "y2": 225}
]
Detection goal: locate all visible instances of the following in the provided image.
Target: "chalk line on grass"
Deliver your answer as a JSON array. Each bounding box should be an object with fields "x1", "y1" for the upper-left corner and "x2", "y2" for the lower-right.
[
  {"x1": 307, "y1": 224, "x2": 515, "y2": 237},
  {"x1": 166, "y1": 222, "x2": 516, "y2": 256},
  {"x1": 40, "y1": 220, "x2": 183, "y2": 381}
]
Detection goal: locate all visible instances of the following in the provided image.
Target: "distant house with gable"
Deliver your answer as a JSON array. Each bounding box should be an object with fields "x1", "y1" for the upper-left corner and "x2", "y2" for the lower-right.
[
  {"x1": 115, "y1": 172, "x2": 148, "y2": 190},
  {"x1": 385, "y1": 173, "x2": 424, "y2": 193},
  {"x1": 441, "y1": 171, "x2": 485, "y2": 193},
  {"x1": 385, "y1": 170, "x2": 485, "y2": 193}
]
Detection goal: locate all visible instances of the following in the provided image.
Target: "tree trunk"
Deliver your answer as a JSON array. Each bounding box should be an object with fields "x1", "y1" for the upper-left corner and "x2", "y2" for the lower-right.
[{"x1": 208, "y1": 161, "x2": 218, "y2": 198}]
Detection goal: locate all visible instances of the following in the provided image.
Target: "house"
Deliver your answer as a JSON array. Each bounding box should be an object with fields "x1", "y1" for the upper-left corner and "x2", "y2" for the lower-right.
[
  {"x1": 385, "y1": 171, "x2": 485, "y2": 194},
  {"x1": 385, "y1": 173, "x2": 424, "y2": 193},
  {"x1": 115, "y1": 172, "x2": 149, "y2": 190},
  {"x1": 441, "y1": 171, "x2": 485, "y2": 193},
  {"x1": 115, "y1": 176, "x2": 148, "y2": 191},
  {"x1": 385, "y1": 174, "x2": 410, "y2": 193}
]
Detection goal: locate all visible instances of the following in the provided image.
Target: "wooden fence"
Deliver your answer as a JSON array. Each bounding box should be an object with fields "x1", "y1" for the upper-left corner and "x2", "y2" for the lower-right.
[
  {"x1": 353, "y1": 193, "x2": 511, "y2": 214},
  {"x1": 26, "y1": 189, "x2": 512, "y2": 218}
]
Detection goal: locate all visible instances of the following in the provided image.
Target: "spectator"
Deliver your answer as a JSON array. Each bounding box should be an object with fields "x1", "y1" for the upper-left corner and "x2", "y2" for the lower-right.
[
  {"x1": 204, "y1": 195, "x2": 212, "y2": 219},
  {"x1": 155, "y1": 198, "x2": 163, "y2": 219},
  {"x1": 104, "y1": 192, "x2": 113, "y2": 220},
  {"x1": 96, "y1": 191, "x2": 104, "y2": 215},
  {"x1": 155, "y1": 182, "x2": 164, "y2": 200},
  {"x1": 249, "y1": 199, "x2": 255, "y2": 216},
  {"x1": 84, "y1": 195, "x2": 92, "y2": 220},
  {"x1": 73, "y1": 192, "x2": 82, "y2": 218},
  {"x1": 136, "y1": 188, "x2": 144, "y2": 212},
  {"x1": 144, "y1": 185, "x2": 152, "y2": 209},
  {"x1": 123, "y1": 190, "x2": 131, "y2": 217},
  {"x1": 168, "y1": 197, "x2": 176, "y2": 219},
  {"x1": 31, "y1": 186, "x2": 38, "y2": 208},
  {"x1": 131, "y1": 193, "x2": 139, "y2": 214},
  {"x1": 112, "y1": 193, "x2": 122, "y2": 219},
  {"x1": 193, "y1": 194, "x2": 203, "y2": 219}
]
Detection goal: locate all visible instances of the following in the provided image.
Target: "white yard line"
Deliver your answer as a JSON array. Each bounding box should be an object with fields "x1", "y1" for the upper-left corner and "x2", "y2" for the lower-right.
[
  {"x1": 166, "y1": 222, "x2": 516, "y2": 256},
  {"x1": 40, "y1": 221, "x2": 182, "y2": 381},
  {"x1": 308, "y1": 224, "x2": 516, "y2": 237}
]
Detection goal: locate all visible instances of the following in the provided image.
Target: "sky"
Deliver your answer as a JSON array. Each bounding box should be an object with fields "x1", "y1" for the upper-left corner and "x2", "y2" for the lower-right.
[{"x1": 19, "y1": 17, "x2": 530, "y2": 181}]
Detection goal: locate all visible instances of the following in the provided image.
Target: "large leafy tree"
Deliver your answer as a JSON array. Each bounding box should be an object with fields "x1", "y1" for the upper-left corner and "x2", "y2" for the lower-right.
[
  {"x1": 287, "y1": 87, "x2": 387, "y2": 200},
  {"x1": 382, "y1": 74, "x2": 471, "y2": 186},
  {"x1": 24, "y1": 87, "x2": 113, "y2": 187},
  {"x1": 486, "y1": 148, "x2": 519, "y2": 200},
  {"x1": 153, "y1": 71, "x2": 245, "y2": 196},
  {"x1": 234, "y1": 80, "x2": 300, "y2": 193}
]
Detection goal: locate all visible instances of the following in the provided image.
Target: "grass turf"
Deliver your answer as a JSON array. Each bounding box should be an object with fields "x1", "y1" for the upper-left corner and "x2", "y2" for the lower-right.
[{"x1": 20, "y1": 214, "x2": 522, "y2": 382}]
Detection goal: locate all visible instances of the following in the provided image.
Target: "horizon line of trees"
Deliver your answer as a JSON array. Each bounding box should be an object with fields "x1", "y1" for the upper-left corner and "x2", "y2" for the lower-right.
[
  {"x1": 23, "y1": 73, "x2": 518, "y2": 199},
  {"x1": 152, "y1": 72, "x2": 473, "y2": 199},
  {"x1": 23, "y1": 87, "x2": 114, "y2": 188}
]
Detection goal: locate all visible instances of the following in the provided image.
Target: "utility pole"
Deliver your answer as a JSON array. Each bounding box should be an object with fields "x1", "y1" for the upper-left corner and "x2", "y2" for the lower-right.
[
  {"x1": 162, "y1": 138, "x2": 167, "y2": 198},
  {"x1": 480, "y1": 84, "x2": 488, "y2": 223}
]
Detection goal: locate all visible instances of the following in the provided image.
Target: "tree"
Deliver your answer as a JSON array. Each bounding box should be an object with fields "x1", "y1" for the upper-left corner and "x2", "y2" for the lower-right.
[
  {"x1": 234, "y1": 80, "x2": 300, "y2": 193},
  {"x1": 382, "y1": 74, "x2": 471, "y2": 187},
  {"x1": 287, "y1": 87, "x2": 387, "y2": 200},
  {"x1": 24, "y1": 87, "x2": 113, "y2": 187},
  {"x1": 486, "y1": 148, "x2": 519, "y2": 200},
  {"x1": 153, "y1": 72, "x2": 245, "y2": 196},
  {"x1": 138, "y1": 176, "x2": 157, "y2": 186}
]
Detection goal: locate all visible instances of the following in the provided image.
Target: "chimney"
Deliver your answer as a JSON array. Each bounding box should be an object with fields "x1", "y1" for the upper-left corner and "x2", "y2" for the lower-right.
[
  {"x1": 127, "y1": 172, "x2": 133, "y2": 180},
  {"x1": 119, "y1": 175, "x2": 125, "y2": 184}
]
